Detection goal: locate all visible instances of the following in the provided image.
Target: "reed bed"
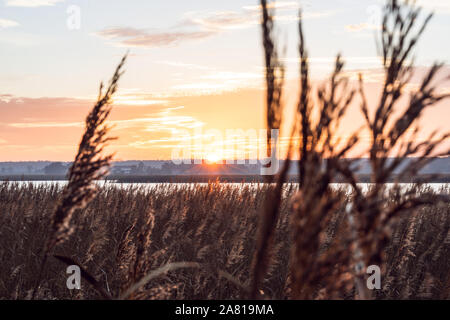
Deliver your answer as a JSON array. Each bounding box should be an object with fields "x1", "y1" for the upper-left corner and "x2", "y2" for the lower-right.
[
  {"x1": 0, "y1": 182, "x2": 448, "y2": 299},
  {"x1": 250, "y1": 0, "x2": 449, "y2": 299}
]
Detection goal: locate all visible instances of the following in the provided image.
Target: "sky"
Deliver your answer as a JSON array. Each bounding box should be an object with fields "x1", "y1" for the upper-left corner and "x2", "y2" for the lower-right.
[{"x1": 0, "y1": 0, "x2": 449, "y2": 161}]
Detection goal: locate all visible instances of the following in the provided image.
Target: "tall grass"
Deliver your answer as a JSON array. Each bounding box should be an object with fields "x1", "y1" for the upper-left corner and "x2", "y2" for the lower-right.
[
  {"x1": 32, "y1": 54, "x2": 127, "y2": 299},
  {"x1": 251, "y1": 0, "x2": 449, "y2": 299},
  {"x1": 0, "y1": 182, "x2": 448, "y2": 299}
]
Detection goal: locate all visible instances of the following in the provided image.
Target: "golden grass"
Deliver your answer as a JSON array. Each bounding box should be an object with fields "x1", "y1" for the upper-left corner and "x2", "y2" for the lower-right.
[
  {"x1": 0, "y1": 182, "x2": 448, "y2": 299},
  {"x1": 251, "y1": 0, "x2": 450, "y2": 299}
]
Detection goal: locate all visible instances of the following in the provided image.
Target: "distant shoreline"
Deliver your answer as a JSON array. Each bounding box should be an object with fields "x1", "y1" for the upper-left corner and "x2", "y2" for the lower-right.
[{"x1": 1, "y1": 174, "x2": 449, "y2": 183}]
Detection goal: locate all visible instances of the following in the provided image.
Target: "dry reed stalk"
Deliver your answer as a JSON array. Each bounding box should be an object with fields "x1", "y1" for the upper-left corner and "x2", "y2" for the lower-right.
[
  {"x1": 252, "y1": 0, "x2": 449, "y2": 300},
  {"x1": 248, "y1": 0, "x2": 287, "y2": 299},
  {"x1": 32, "y1": 54, "x2": 127, "y2": 299},
  {"x1": 119, "y1": 262, "x2": 201, "y2": 300},
  {"x1": 53, "y1": 255, "x2": 113, "y2": 299},
  {"x1": 289, "y1": 47, "x2": 358, "y2": 299},
  {"x1": 340, "y1": 0, "x2": 450, "y2": 298},
  {"x1": 116, "y1": 219, "x2": 137, "y2": 293},
  {"x1": 249, "y1": 145, "x2": 294, "y2": 299},
  {"x1": 126, "y1": 209, "x2": 155, "y2": 299},
  {"x1": 251, "y1": 1, "x2": 359, "y2": 299},
  {"x1": 1, "y1": 180, "x2": 447, "y2": 299},
  {"x1": 272, "y1": 6, "x2": 358, "y2": 298},
  {"x1": 47, "y1": 54, "x2": 126, "y2": 251},
  {"x1": 260, "y1": 0, "x2": 285, "y2": 178}
]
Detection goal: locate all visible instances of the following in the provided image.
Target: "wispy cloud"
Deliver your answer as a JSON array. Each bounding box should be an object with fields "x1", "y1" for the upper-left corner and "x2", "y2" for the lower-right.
[
  {"x1": 371, "y1": 0, "x2": 450, "y2": 15},
  {"x1": 242, "y1": 1, "x2": 300, "y2": 12},
  {"x1": 2, "y1": 95, "x2": 202, "y2": 134},
  {"x1": 182, "y1": 7, "x2": 336, "y2": 30},
  {"x1": 8, "y1": 121, "x2": 83, "y2": 128},
  {"x1": 282, "y1": 56, "x2": 384, "y2": 76},
  {"x1": 96, "y1": 27, "x2": 215, "y2": 48},
  {"x1": 0, "y1": 18, "x2": 19, "y2": 28},
  {"x1": 113, "y1": 89, "x2": 170, "y2": 106},
  {"x1": 409, "y1": 0, "x2": 450, "y2": 14},
  {"x1": 103, "y1": 113, "x2": 204, "y2": 132},
  {"x1": 97, "y1": 2, "x2": 337, "y2": 48},
  {"x1": 181, "y1": 10, "x2": 258, "y2": 30},
  {"x1": 5, "y1": 0, "x2": 64, "y2": 7},
  {"x1": 201, "y1": 71, "x2": 261, "y2": 81},
  {"x1": 0, "y1": 94, "x2": 14, "y2": 103},
  {"x1": 155, "y1": 61, "x2": 214, "y2": 70},
  {"x1": 345, "y1": 23, "x2": 379, "y2": 33},
  {"x1": 170, "y1": 71, "x2": 263, "y2": 95}
]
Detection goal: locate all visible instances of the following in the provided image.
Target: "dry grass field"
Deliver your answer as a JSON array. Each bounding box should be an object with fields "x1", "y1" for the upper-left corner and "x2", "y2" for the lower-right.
[{"x1": 0, "y1": 182, "x2": 448, "y2": 299}]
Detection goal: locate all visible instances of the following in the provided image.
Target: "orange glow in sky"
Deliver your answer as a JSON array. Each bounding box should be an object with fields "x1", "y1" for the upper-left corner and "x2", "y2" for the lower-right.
[{"x1": 1, "y1": 1, "x2": 449, "y2": 161}]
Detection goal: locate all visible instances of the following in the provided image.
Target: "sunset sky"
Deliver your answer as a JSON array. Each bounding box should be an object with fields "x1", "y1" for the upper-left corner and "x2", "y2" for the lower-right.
[{"x1": 0, "y1": 0, "x2": 449, "y2": 161}]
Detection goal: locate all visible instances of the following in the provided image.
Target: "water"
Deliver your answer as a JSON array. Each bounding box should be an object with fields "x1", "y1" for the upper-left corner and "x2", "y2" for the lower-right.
[
  {"x1": 329, "y1": 183, "x2": 449, "y2": 194},
  {"x1": 3, "y1": 180, "x2": 449, "y2": 194}
]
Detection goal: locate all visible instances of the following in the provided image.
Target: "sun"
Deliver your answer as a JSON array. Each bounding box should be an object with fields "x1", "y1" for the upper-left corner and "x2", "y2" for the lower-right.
[{"x1": 205, "y1": 152, "x2": 222, "y2": 164}]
